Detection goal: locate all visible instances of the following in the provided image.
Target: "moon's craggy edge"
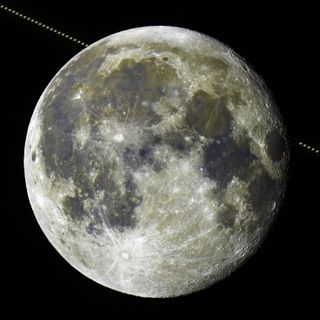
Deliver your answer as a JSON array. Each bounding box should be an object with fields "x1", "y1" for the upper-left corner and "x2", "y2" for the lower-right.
[{"x1": 24, "y1": 26, "x2": 289, "y2": 297}]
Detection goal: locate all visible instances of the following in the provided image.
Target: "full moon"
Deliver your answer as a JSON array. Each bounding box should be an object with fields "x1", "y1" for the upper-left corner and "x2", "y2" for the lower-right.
[{"x1": 24, "y1": 26, "x2": 289, "y2": 297}]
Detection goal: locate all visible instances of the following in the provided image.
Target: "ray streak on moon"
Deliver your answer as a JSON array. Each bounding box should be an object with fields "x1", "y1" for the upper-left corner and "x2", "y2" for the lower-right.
[{"x1": 96, "y1": 205, "x2": 121, "y2": 248}]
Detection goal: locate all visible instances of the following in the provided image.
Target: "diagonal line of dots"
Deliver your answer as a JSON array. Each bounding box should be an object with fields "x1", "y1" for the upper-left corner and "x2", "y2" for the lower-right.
[
  {"x1": 298, "y1": 142, "x2": 319, "y2": 154},
  {"x1": 1, "y1": 4, "x2": 319, "y2": 156},
  {"x1": 0, "y1": 4, "x2": 89, "y2": 47}
]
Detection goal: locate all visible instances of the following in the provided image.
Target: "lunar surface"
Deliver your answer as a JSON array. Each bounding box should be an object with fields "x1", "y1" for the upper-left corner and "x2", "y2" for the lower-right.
[{"x1": 24, "y1": 26, "x2": 289, "y2": 297}]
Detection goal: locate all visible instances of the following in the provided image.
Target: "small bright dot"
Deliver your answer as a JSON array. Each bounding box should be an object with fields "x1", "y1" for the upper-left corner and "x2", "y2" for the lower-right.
[
  {"x1": 121, "y1": 252, "x2": 130, "y2": 260},
  {"x1": 113, "y1": 133, "x2": 124, "y2": 143},
  {"x1": 73, "y1": 89, "x2": 83, "y2": 100}
]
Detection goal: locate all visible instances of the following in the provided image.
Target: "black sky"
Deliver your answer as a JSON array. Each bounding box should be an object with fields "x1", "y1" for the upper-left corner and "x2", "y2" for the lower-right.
[{"x1": 3, "y1": 1, "x2": 318, "y2": 317}]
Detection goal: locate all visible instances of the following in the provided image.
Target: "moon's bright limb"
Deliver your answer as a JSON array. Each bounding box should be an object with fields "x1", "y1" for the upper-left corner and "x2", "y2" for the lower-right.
[{"x1": 24, "y1": 26, "x2": 289, "y2": 298}]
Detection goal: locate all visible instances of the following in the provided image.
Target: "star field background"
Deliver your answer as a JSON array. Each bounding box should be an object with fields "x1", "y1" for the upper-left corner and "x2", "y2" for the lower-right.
[{"x1": 3, "y1": 1, "x2": 319, "y2": 317}]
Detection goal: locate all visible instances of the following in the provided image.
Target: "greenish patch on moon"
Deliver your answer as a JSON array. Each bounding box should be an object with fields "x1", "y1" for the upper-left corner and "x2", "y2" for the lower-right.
[
  {"x1": 186, "y1": 90, "x2": 232, "y2": 138},
  {"x1": 24, "y1": 26, "x2": 289, "y2": 298}
]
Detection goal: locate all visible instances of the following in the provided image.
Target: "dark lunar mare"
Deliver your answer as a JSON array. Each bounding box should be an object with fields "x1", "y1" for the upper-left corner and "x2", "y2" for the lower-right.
[
  {"x1": 202, "y1": 131, "x2": 279, "y2": 228},
  {"x1": 39, "y1": 75, "x2": 79, "y2": 179},
  {"x1": 186, "y1": 91, "x2": 233, "y2": 139},
  {"x1": 265, "y1": 129, "x2": 286, "y2": 162},
  {"x1": 248, "y1": 165, "x2": 277, "y2": 224},
  {"x1": 202, "y1": 133, "x2": 256, "y2": 188}
]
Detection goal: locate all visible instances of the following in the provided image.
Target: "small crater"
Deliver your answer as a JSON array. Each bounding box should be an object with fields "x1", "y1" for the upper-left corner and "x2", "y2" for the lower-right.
[
  {"x1": 162, "y1": 56, "x2": 169, "y2": 62},
  {"x1": 121, "y1": 251, "x2": 130, "y2": 260},
  {"x1": 270, "y1": 201, "x2": 276, "y2": 212},
  {"x1": 153, "y1": 160, "x2": 165, "y2": 173},
  {"x1": 31, "y1": 150, "x2": 36, "y2": 162}
]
